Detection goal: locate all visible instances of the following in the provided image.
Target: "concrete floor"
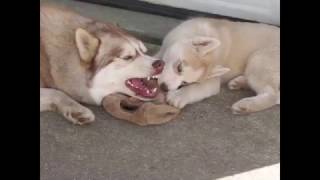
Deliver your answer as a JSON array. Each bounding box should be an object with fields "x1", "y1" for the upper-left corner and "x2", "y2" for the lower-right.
[{"x1": 40, "y1": 1, "x2": 280, "y2": 179}]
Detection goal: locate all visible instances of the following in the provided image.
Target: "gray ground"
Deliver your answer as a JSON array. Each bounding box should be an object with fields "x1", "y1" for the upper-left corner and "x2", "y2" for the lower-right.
[{"x1": 40, "y1": 1, "x2": 280, "y2": 179}]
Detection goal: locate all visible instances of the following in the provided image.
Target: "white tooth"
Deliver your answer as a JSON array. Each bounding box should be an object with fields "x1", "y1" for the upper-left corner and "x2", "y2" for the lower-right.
[
  {"x1": 147, "y1": 76, "x2": 151, "y2": 81},
  {"x1": 152, "y1": 88, "x2": 157, "y2": 93}
]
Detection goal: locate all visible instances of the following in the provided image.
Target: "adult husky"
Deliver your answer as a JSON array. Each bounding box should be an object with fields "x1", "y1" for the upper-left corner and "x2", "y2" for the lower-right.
[{"x1": 40, "y1": 4, "x2": 164, "y2": 124}]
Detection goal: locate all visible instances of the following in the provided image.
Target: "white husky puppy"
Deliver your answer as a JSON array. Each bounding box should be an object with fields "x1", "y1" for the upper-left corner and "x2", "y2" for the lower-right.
[{"x1": 156, "y1": 18, "x2": 279, "y2": 114}]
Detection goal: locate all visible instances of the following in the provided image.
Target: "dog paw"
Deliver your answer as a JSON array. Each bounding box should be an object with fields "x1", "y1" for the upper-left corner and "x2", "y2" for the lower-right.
[
  {"x1": 166, "y1": 90, "x2": 189, "y2": 109},
  {"x1": 228, "y1": 81, "x2": 241, "y2": 90},
  {"x1": 228, "y1": 76, "x2": 247, "y2": 90},
  {"x1": 62, "y1": 106, "x2": 95, "y2": 125},
  {"x1": 231, "y1": 98, "x2": 253, "y2": 115}
]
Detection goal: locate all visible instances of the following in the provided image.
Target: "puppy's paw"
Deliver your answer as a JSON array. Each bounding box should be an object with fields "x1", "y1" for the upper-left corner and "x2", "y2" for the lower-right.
[
  {"x1": 62, "y1": 105, "x2": 95, "y2": 125},
  {"x1": 231, "y1": 98, "x2": 254, "y2": 115},
  {"x1": 228, "y1": 80, "x2": 242, "y2": 90},
  {"x1": 228, "y1": 76, "x2": 247, "y2": 90},
  {"x1": 166, "y1": 90, "x2": 190, "y2": 109}
]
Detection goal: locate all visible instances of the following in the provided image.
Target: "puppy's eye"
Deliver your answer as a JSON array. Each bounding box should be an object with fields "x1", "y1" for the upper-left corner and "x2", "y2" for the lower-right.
[
  {"x1": 123, "y1": 55, "x2": 133, "y2": 60},
  {"x1": 177, "y1": 63, "x2": 183, "y2": 73}
]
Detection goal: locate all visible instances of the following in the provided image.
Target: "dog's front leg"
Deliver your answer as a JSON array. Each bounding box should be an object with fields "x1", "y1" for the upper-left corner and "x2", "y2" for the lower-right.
[
  {"x1": 167, "y1": 78, "x2": 221, "y2": 108},
  {"x1": 40, "y1": 88, "x2": 95, "y2": 125}
]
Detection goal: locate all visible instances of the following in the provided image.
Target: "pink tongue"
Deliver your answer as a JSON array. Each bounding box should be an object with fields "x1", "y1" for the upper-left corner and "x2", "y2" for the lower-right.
[
  {"x1": 131, "y1": 79, "x2": 146, "y2": 90},
  {"x1": 129, "y1": 79, "x2": 157, "y2": 97}
]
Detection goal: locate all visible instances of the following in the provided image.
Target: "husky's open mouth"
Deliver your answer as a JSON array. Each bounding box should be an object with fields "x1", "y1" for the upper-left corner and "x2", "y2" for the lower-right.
[
  {"x1": 125, "y1": 76, "x2": 159, "y2": 98},
  {"x1": 125, "y1": 60, "x2": 164, "y2": 99}
]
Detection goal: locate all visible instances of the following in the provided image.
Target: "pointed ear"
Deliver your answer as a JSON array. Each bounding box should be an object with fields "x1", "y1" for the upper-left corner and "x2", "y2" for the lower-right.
[
  {"x1": 190, "y1": 36, "x2": 221, "y2": 56},
  {"x1": 75, "y1": 28, "x2": 99, "y2": 63},
  {"x1": 208, "y1": 65, "x2": 230, "y2": 79}
]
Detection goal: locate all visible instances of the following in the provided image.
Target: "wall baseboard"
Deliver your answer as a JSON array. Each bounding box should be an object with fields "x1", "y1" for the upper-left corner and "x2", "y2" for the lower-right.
[{"x1": 75, "y1": 0, "x2": 259, "y2": 24}]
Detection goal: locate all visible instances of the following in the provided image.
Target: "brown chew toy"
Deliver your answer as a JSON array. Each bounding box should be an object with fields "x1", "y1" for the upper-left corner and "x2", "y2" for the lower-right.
[{"x1": 102, "y1": 93, "x2": 180, "y2": 126}]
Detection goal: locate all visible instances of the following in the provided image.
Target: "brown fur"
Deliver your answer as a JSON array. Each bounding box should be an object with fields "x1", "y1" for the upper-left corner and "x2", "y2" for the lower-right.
[
  {"x1": 40, "y1": 40, "x2": 55, "y2": 88},
  {"x1": 41, "y1": 4, "x2": 94, "y2": 102},
  {"x1": 40, "y1": 3, "x2": 174, "y2": 125},
  {"x1": 40, "y1": 3, "x2": 140, "y2": 103}
]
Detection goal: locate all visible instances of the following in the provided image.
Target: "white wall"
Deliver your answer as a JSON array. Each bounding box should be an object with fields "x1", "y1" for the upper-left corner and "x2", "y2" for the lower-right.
[{"x1": 141, "y1": 0, "x2": 280, "y2": 26}]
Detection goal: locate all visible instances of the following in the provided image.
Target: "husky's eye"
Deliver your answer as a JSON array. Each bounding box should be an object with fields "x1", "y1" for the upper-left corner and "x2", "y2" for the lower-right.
[
  {"x1": 177, "y1": 63, "x2": 183, "y2": 73},
  {"x1": 123, "y1": 55, "x2": 133, "y2": 60}
]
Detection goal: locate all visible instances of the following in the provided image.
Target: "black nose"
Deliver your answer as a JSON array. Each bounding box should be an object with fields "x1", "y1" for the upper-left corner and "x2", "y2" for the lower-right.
[
  {"x1": 152, "y1": 60, "x2": 165, "y2": 74},
  {"x1": 160, "y1": 83, "x2": 169, "y2": 92}
]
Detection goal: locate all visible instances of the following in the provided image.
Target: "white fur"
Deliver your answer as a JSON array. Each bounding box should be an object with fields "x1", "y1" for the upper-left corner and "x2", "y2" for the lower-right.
[
  {"x1": 157, "y1": 18, "x2": 280, "y2": 114},
  {"x1": 89, "y1": 54, "x2": 157, "y2": 105}
]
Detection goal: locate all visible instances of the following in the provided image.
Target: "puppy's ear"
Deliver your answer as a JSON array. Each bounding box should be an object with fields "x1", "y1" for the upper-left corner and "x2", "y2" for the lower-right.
[
  {"x1": 190, "y1": 36, "x2": 221, "y2": 56},
  {"x1": 75, "y1": 28, "x2": 99, "y2": 63},
  {"x1": 208, "y1": 65, "x2": 230, "y2": 79}
]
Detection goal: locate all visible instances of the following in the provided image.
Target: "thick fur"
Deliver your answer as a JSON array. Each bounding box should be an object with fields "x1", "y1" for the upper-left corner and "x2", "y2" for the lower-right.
[
  {"x1": 40, "y1": 4, "x2": 159, "y2": 124},
  {"x1": 156, "y1": 18, "x2": 280, "y2": 114}
]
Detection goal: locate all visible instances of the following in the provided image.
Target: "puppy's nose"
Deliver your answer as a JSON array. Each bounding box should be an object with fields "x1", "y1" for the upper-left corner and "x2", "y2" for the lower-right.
[
  {"x1": 152, "y1": 60, "x2": 165, "y2": 75},
  {"x1": 160, "y1": 82, "x2": 169, "y2": 92}
]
